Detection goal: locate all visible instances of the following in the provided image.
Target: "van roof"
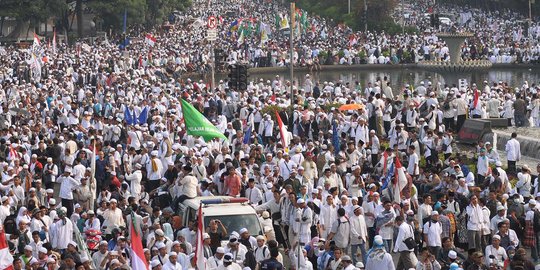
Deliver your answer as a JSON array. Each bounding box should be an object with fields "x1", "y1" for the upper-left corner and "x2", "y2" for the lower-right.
[{"x1": 183, "y1": 196, "x2": 256, "y2": 216}]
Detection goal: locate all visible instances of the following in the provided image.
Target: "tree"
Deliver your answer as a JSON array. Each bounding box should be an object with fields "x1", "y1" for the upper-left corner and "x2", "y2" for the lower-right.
[
  {"x1": 87, "y1": 0, "x2": 148, "y2": 32},
  {"x1": 87, "y1": 0, "x2": 191, "y2": 32},
  {"x1": 0, "y1": 0, "x2": 66, "y2": 38},
  {"x1": 146, "y1": 0, "x2": 191, "y2": 27},
  {"x1": 294, "y1": 0, "x2": 397, "y2": 32}
]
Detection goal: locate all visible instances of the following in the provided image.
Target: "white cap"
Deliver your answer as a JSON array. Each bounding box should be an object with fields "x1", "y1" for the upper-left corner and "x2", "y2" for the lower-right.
[
  {"x1": 374, "y1": 235, "x2": 383, "y2": 246},
  {"x1": 493, "y1": 235, "x2": 501, "y2": 240},
  {"x1": 448, "y1": 250, "x2": 457, "y2": 259},
  {"x1": 297, "y1": 198, "x2": 305, "y2": 204},
  {"x1": 150, "y1": 260, "x2": 161, "y2": 268},
  {"x1": 155, "y1": 242, "x2": 166, "y2": 249},
  {"x1": 203, "y1": 233, "x2": 210, "y2": 239},
  {"x1": 239, "y1": 228, "x2": 248, "y2": 234},
  {"x1": 216, "y1": 247, "x2": 225, "y2": 254}
]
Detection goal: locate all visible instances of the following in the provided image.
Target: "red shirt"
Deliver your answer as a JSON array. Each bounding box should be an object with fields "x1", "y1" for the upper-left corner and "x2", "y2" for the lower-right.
[{"x1": 224, "y1": 174, "x2": 241, "y2": 197}]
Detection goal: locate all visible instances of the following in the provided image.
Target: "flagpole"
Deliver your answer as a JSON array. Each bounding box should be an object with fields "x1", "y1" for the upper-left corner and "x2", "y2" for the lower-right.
[{"x1": 289, "y1": 2, "x2": 295, "y2": 130}]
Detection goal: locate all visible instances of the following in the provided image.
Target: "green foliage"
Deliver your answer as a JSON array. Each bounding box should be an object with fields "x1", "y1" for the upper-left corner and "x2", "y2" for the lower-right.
[
  {"x1": 146, "y1": 0, "x2": 191, "y2": 27},
  {"x1": 322, "y1": 103, "x2": 341, "y2": 112},
  {"x1": 88, "y1": 0, "x2": 191, "y2": 31},
  {"x1": 292, "y1": 0, "x2": 421, "y2": 33},
  {"x1": 87, "y1": 0, "x2": 148, "y2": 30},
  {"x1": 0, "y1": 0, "x2": 66, "y2": 25},
  {"x1": 260, "y1": 105, "x2": 284, "y2": 122}
]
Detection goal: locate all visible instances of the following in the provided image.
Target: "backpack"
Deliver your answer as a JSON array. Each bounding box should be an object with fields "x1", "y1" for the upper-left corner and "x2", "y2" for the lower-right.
[
  {"x1": 243, "y1": 250, "x2": 257, "y2": 270},
  {"x1": 4, "y1": 214, "x2": 17, "y2": 235}
]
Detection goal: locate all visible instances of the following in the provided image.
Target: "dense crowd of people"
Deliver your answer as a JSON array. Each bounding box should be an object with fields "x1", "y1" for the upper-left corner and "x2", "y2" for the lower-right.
[{"x1": 1, "y1": 0, "x2": 540, "y2": 270}]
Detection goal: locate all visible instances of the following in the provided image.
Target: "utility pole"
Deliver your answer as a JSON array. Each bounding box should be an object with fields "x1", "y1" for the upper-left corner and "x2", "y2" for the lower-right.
[
  {"x1": 529, "y1": 0, "x2": 533, "y2": 23},
  {"x1": 401, "y1": 0, "x2": 405, "y2": 34},
  {"x1": 348, "y1": 0, "x2": 351, "y2": 14},
  {"x1": 290, "y1": 2, "x2": 295, "y2": 130},
  {"x1": 364, "y1": 0, "x2": 368, "y2": 32}
]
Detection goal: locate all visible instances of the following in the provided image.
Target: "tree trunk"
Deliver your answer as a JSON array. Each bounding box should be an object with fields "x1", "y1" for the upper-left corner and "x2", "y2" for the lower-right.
[
  {"x1": 6, "y1": 20, "x2": 29, "y2": 39},
  {"x1": 0, "y1": 17, "x2": 5, "y2": 37},
  {"x1": 76, "y1": 0, "x2": 83, "y2": 37}
]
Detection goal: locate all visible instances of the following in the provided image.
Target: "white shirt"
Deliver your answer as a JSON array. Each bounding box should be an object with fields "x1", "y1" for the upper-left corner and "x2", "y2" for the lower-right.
[
  {"x1": 57, "y1": 175, "x2": 80, "y2": 200},
  {"x1": 207, "y1": 256, "x2": 223, "y2": 270},
  {"x1": 407, "y1": 153, "x2": 419, "y2": 175},
  {"x1": 180, "y1": 174, "x2": 198, "y2": 198},
  {"x1": 394, "y1": 222, "x2": 415, "y2": 252},
  {"x1": 50, "y1": 218, "x2": 74, "y2": 249},
  {"x1": 349, "y1": 212, "x2": 368, "y2": 245},
  {"x1": 245, "y1": 187, "x2": 263, "y2": 205},
  {"x1": 146, "y1": 157, "x2": 163, "y2": 180},
  {"x1": 466, "y1": 204, "x2": 487, "y2": 231},
  {"x1": 505, "y1": 138, "x2": 521, "y2": 161},
  {"x1": 484, "y1": 245, "x2": 507, "y2": 266},
  {"x1": 423, "y1": 220, "x2": 442, "y2": 247}
]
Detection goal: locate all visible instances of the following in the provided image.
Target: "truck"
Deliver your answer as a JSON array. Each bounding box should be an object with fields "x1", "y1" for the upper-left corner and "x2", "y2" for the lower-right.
[{"x1": 178, "y1": 196, "x2": 264, "y2": 244}]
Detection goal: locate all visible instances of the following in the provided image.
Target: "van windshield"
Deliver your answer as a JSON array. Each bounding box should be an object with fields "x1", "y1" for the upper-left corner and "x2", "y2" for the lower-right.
[{"x1": 204, "y1": 214, "x2": 262, "y2": 236}]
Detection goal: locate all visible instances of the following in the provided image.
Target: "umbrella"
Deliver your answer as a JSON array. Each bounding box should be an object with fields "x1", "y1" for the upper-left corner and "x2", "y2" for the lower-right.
[{"x1": 338, "y1": 103, "x2": 364, "y2": 111}]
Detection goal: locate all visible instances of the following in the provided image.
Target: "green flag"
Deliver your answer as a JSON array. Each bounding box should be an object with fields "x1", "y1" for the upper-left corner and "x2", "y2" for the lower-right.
[{"x1": 181, "y1": 99, "x2": 227, "y2": 141}]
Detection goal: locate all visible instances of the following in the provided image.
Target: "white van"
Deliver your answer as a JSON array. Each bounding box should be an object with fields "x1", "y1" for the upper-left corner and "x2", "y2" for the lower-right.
[{"x1": 178, "y1": 196, "x2": 263, "y2": 241}]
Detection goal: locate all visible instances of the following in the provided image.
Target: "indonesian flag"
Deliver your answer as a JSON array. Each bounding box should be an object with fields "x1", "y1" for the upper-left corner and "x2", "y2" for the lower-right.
[
  {"x1": 275, "y1": 111, "x2": 288, "y2": 150},
  {"x1": 145, "y1": 33, "x2": 156, "y2": 47},
  {"x1": 349, "y1": 34, "x2": 357, "y2": 46},
  {"x1": 0, "y1": 226, "x2": 14, "y2": 270},
  {"x1": 393, "y1": 158, "x2": 408, "y2": 204},
  {"x1": 194, "y1": 204, "x2": 207, "y2": 269},
  {"x1": 473, "y1": 88, "x2": 479, "y2": 108},
  {"x1": 130, "y1": 214, "x2": 149, "y2": 270},
  {"x1": 33, "y1": 33, "x2": 40, "y2": 47},
  {"x1": 52, "y1": 30, "x2": 57, "y2": 55}
]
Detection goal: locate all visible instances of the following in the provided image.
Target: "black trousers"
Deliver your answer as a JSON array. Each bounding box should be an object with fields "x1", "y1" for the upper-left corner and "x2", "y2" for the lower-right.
[
  {"x1": 62, "y1": 198, "x2": 74, "y2": 218},
  {"x1": 456, "y1": 115, "x2": 466, "y2": 131},
  {"x1": 443, "y1": 117, "x2": 455, "y2": 132},
  {"x1": 146, "y1": 180, "x2": 161, "y2": 193},
  {"x1": 507, "y1": 160, "x2": 517, "y2": 176}
]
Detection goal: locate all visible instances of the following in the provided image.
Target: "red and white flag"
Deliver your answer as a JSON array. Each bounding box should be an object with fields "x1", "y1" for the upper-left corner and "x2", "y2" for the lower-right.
[
  {"x1": 194, "y1": 205, "x2": 207, "y2": 269},
  {"x1": 472, "y1": 88, "x2": 479, "y2": 109},
  {"x1": 52, "y1": 30, "x2": 57, "y2": 55},
  {"x1": 275, "y1": 111, "x2": 288, "y2": 150},
  {"x1": 393, "y1": 158, "x2": 408, "y2": 204},
  {"x1": 145, "y1": 33, "x2": 156, "y2": 47},
  {"x1": 33, "y1": 33, "x2": 40, "y2": 47},
  {"x1": 130, "y1": 215, "x2": 149, "y2": 270},
  {"x1": 0, "y1": 226, "x2": 14, "y2": 270}
]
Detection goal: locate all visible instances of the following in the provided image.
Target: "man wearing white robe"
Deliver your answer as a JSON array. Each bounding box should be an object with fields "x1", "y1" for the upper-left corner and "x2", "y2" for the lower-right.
[{"x1": 50, "y1": 207, "x2": 74, "y2": 250}]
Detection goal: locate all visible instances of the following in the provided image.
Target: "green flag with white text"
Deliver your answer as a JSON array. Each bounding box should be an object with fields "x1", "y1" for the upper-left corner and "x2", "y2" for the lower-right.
[{"x1": 181, "y1": 99, "x2": 227, "y2": 141}]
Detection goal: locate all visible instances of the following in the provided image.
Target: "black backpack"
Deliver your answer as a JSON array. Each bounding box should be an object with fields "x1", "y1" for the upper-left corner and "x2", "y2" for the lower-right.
[
  {"x1": 4, "y1": 214, "x2": 17, "y2": 235},
  {"x1": 244, "y1": 250, "x2": 257, "y2": 270}
]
